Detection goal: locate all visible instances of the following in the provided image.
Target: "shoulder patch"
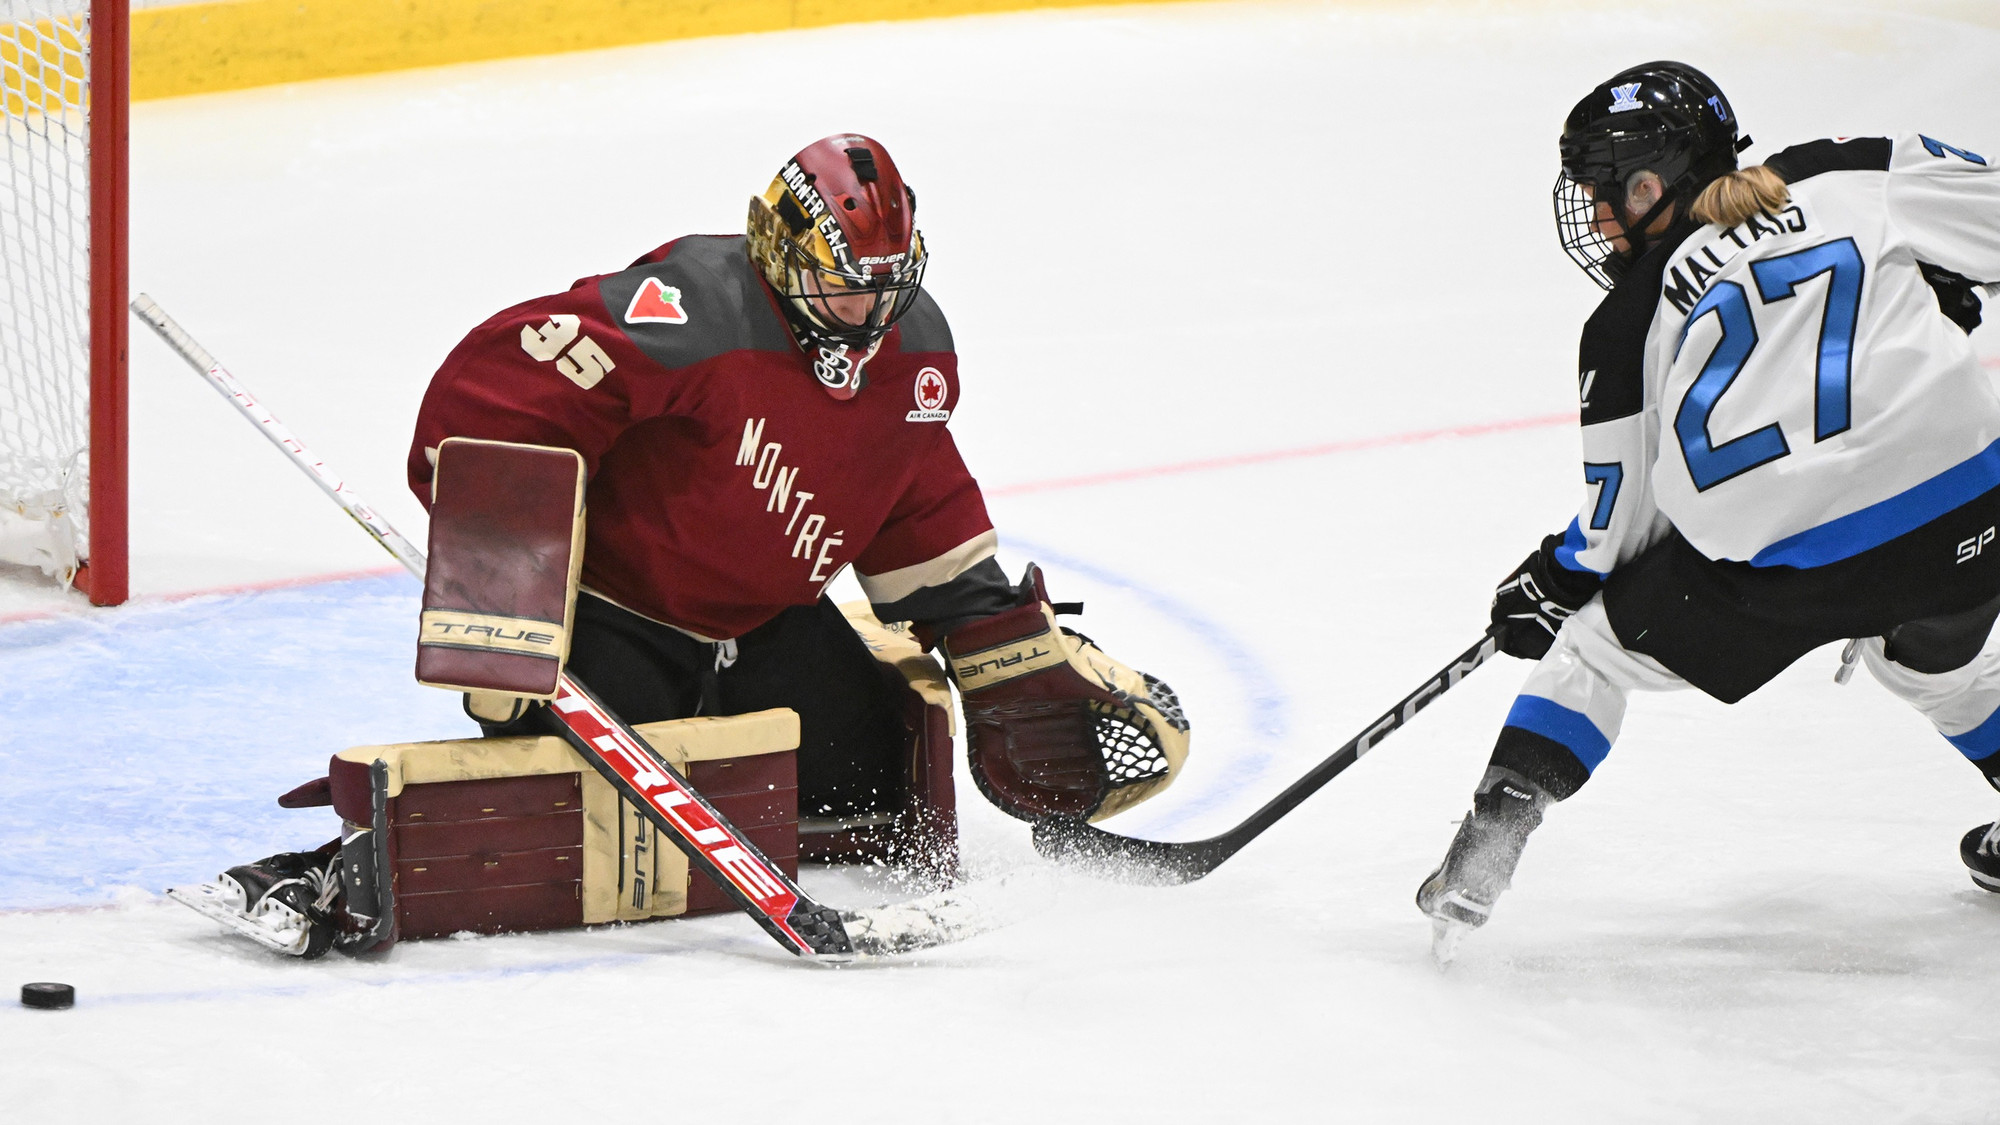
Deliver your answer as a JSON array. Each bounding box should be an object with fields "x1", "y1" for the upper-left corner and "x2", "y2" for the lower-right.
[
  {"x1": 596, "y1": 236, "x2": 792, "y2": 370},
  {"x1": 1766, "y1": 137, "x2": 1892, "y2": 183},
  {"x1": 906, "y1": 366, "x2": 951, "y2": 422},
  {"x1": 624, "y1": 277, "x2": 688, "y2": 325}
]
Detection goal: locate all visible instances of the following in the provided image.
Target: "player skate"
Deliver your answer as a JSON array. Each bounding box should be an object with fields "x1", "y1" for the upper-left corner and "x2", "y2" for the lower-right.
[
  {"x1": 1416, "y1": 769, "x2": 1550, "y2": 966},
  {"x1": 1962, "y1": 821, "x2": 2000, "y2": 892},
  {"x1": 168, "y1": 850, "x2": 342, "y2": 959}
]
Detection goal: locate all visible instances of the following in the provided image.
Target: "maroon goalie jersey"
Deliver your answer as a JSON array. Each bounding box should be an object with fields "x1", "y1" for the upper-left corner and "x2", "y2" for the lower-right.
[{"x1": 408, "y1": 234, "x2": 996, "y2": 640}]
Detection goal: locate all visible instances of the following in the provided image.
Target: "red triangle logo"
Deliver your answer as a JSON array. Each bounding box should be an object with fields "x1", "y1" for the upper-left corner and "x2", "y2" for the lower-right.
[{"x1": 625, "y1": 276, "x2": 688, "y2": 325}]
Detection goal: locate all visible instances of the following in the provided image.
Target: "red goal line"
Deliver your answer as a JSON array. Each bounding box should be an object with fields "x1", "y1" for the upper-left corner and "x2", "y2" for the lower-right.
[{"x1": 988, "y1": 411, "x2": 1578, "y2": 499}]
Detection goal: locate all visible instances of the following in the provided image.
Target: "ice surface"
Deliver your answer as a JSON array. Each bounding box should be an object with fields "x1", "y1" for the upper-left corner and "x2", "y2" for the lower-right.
[{"x1": 4, "y1": 0, "x2": 2000, "y2": 1120}]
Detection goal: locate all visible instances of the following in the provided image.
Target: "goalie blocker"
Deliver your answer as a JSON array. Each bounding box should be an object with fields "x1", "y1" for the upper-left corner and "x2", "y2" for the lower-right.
[
  {"x1": 416, "y1": 437, "x2": 586, "y2": 702},
  {"x1": 942, "y1": 564, "x2": 1190, "y2": 823}
]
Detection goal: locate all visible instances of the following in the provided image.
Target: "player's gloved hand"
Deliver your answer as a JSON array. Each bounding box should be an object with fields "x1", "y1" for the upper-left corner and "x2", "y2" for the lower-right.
[
  {"x1": 1490, "y1": 533, "x2": 1602, "y2": 660},
  {"x1": 1919, "y1": 261, "x2": 1985, "y2": 335}
]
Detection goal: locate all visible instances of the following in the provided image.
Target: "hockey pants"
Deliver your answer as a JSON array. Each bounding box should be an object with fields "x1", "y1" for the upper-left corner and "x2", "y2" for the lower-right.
[{"x1": 1490, "y1": 599, "x2": 2000, "y2": 800}]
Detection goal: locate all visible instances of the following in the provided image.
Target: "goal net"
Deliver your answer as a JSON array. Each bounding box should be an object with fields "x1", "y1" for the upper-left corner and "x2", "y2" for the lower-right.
[{"x1": 0, "y1": 0, "x2": 124, "y2": 604}]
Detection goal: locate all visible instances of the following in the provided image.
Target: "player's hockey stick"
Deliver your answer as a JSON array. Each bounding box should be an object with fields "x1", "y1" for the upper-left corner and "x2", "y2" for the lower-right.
[
  {"x1": 132, "y1": 294, "x2": 974, "y2": 961},
  {"x1": 1032, "y1": 629, "x2": 1502, "y2": 883}
]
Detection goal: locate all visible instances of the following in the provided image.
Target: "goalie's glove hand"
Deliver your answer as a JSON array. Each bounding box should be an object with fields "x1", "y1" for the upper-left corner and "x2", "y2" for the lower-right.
[
  {"x1": 942, "y1": 563, "x2": 1190, "y2": 823},
  {"x1": 1490, "y1": 533, "x2": 1601, "y2": 661}
]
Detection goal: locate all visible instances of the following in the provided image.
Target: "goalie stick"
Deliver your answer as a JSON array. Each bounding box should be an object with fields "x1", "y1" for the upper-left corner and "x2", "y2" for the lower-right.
[
  {"x1": 131, "y1": 293, "x2": 975, "y2": 961},
  {"x1": 1032, "y1": 630, "x2": 1501, "y2": 883}
]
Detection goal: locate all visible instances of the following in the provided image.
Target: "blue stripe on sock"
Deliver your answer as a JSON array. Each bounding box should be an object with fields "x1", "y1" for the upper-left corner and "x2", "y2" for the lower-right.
[
  {"x1": 1504, "y1": 694, "x2": 1613, "y2": 772},
  {"x1": 1750, "y1": 439, "x2": 2000, "y2": 568},
  {"x1": 1944, "y1": 705, "x2": 2000, "y2": 761}
]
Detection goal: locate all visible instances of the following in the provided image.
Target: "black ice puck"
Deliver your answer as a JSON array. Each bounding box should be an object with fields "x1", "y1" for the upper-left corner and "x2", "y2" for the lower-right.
[{"x1": 21, "y1": 982, "x2": 74, "y2": 1010}]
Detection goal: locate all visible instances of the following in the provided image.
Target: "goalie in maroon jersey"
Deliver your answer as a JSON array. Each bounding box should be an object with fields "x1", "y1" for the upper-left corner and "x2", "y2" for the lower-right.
[
  {"x1": 175, "y1": 134, "x2": 1191, "y2": 958},
  {"x1": 404, "y1": 133, "x2": 1191, "y2": 860}
]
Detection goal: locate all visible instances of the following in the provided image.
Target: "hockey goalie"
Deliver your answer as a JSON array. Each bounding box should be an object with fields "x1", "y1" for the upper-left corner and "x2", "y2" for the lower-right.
[{"x1": 171, "y1": 133, "x2": 1191, "y2": 957}]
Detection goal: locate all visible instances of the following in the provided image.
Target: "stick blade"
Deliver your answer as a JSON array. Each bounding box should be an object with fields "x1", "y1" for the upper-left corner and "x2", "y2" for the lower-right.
[{"x1": 1030, "y1": 818, "x2": 1220, "y2": 885}]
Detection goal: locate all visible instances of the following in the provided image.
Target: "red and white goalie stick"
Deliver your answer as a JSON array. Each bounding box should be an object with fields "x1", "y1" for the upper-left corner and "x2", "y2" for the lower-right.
[{"x1": 131, "y1": 293, "x2": 975, "y2": 960}]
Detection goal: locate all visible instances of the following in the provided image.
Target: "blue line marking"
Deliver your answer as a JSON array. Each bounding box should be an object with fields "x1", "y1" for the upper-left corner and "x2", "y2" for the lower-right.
[
  {"x1": 1005, "y1": 536, "x2": 1292, "y2": 829},
  {"x1": 0, "y1": 573, "x2": 470, "y2": 910},
  {"x1": 0, "y1": 546, "x2": 1291, "y2": 906},
  {"x1": 0, "y1": 946, "x2": 671, "y2": 1011}
]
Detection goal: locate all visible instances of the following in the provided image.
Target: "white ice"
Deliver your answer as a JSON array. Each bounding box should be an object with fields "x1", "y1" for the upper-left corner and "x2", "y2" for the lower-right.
[{"x1": 4, "y1": 0, "x2": 2000, "y2": 1120}]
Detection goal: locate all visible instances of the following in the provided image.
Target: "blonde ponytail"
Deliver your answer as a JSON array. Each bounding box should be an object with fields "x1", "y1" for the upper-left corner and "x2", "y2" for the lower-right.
[{"x1": 1690, "y1": 165, "x2": 1790, "y2": 227}]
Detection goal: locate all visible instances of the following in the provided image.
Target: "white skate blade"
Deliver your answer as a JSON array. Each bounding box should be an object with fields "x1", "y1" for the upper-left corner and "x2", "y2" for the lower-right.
[
  {"x1": 1430, "y1": 917, "x2": 1473, "y2": 970},
  {"x1": 167, "y1": 882, "x2": 315, "y2": 956}
]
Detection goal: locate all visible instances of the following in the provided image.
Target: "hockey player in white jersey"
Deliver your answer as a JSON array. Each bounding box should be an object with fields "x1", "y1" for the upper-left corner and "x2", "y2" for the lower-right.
[{"x1": 1418, "y1": 60, "x2": 2000, "y2": 960}]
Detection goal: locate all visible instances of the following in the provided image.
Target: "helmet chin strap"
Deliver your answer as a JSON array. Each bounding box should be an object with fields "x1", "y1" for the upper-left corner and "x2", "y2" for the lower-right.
[{"x1": 1606, "y1": 184, "x2": 1680, "y2": 277}]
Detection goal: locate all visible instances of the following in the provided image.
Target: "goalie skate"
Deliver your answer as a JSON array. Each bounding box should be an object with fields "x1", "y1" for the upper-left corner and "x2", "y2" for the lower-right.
[{"x1": 168, "y1": 853, "x2": 340, "y2": 959}]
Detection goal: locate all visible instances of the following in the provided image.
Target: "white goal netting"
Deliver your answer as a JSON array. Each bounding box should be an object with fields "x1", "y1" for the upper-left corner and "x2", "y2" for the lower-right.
[{"x1": 0, "y1": 1, "x2": 91, "y2": 582}]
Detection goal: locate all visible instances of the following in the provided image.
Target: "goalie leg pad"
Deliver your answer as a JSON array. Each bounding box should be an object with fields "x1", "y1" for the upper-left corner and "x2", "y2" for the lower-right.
[
  {"x1": 801, "y1": 604, "x2": 961, "y2": 880},
  {"x1": 318, "y1": 712, "x2": 800, "y2": 949},
  {"x1": 417, "y1": 438, "x2": 586, "y2": 700},
  {"x1": 943, "y1": 564, "x2": 1190, "y2": 823}
]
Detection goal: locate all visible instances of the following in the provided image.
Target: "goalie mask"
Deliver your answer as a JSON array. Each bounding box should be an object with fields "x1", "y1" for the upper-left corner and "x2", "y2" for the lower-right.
[
  {"x1": 747, "y1": 134, "x2": 928, "y2": 400},
  {"x1": 1555, "y1": 60, "x2": 1749, "y2": 289}
]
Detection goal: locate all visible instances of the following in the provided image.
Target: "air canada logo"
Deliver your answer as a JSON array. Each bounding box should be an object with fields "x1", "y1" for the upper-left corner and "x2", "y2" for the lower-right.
[
  {"x1": 624, "y1": 277, "x2": 688, "y2": 325},
  {"x1": 1608, "y1": 83, "x2": 1644, "y2": 114},
  {"x1": 907, "y1": 367, "x2": 950, "y2": 422}
]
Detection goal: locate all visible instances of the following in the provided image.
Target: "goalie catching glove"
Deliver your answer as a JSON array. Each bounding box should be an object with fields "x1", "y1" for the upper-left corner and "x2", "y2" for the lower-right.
[{"x1": 940, "y1": 564, "x2": 1189, "y2": 823}]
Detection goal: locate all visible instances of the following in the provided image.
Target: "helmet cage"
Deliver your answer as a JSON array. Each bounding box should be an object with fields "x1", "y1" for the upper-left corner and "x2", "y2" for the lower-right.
[
  {"x1": 1554, "y1": 171, "x2": 1633, "y2": 290},
  {"x1": 772, "y1": 228, "x2": 927, "y2": 349},
  {"x1": 1554, "y1": 123, "x2": 1703, "y2": 290},
  {"x1": 1552, "y1": 61, "x2": 1743, "y2": 290}
]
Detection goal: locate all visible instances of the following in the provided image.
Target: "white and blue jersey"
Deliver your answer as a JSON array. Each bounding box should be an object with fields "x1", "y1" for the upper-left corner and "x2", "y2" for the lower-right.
[
  {"x1": 1488, "y1": 132, "x2": 2000, "y2": 804},
  {"x1": 1560, "y1": 132, "x2": 2000, "y2": 579}
]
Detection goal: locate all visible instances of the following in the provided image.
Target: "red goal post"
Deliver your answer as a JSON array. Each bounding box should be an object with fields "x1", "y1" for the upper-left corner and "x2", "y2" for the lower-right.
[{"x1": 0, "y1": 0, "x2": 126, "y2": 606}]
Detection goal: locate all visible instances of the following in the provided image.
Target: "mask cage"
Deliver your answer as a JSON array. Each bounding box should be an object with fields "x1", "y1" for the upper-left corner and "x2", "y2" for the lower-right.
[
  {"x1": 1553, "y1": 172, "x2": 1627, "y2": 291},
  {"x1": 777, "y1": 234, "x2": 928, "y2": 349}
]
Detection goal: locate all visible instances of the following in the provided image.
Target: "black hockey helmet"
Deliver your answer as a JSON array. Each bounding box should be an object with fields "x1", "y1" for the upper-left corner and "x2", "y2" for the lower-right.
[{"x1": 1554, "y1": 61, "x2": 1750, "y2": 288}]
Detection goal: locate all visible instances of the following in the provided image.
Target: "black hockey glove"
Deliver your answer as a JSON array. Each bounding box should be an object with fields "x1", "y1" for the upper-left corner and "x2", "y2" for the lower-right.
[
  {"x1": 1919, "y1": 262, "x2": 1985, "y2": 335},
  {"x1": 1489, "y1": 533, "x2": 1602, "y2": 661}
]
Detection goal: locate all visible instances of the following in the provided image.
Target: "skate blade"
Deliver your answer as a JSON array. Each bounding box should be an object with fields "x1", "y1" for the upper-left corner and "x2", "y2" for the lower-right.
[
  {"x1": 1429, "y1": 917, "x2": 1473, "y2": 970},
  {"x1": 167, "y1": 883, "x2": 314, "y2": 956}
]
